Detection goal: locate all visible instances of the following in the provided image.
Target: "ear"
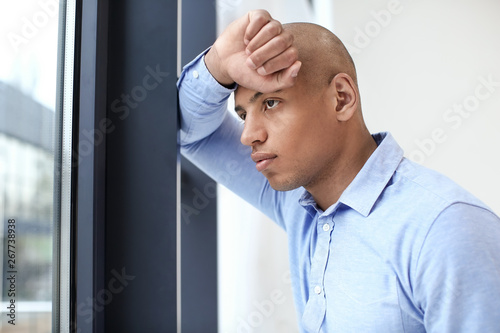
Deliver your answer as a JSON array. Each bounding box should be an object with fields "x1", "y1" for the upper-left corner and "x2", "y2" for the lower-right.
[{"x1": 329, "y1": 73, "x2": 358, "y2": 122}]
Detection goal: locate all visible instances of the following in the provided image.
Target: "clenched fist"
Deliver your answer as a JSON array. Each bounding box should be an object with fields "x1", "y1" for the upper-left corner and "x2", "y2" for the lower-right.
[{"x1": 205, "y1": 10, "x2": 301, "y2": 93}]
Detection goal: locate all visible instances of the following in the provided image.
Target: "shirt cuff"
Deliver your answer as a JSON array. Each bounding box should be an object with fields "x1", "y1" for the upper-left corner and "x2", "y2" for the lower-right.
[{"x1": 177, "y1": 47, "x2": 237, "y2": 106}]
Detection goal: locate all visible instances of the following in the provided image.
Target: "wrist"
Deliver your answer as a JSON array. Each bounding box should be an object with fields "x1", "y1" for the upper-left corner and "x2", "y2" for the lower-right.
[{"x1": 204, "y1": 47, "x2": 235, "y2": 88}]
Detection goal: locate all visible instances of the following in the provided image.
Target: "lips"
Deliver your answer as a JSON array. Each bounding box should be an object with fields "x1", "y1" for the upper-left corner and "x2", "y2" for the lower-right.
[{"x1": 251, "y1": 152, "x2": 277, "y2": 172}]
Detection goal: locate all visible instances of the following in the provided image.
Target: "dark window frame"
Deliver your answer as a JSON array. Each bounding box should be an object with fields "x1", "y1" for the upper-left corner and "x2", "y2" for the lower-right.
[{"x1": 68, "y1": 1, "x2": 218, "y2": 332}]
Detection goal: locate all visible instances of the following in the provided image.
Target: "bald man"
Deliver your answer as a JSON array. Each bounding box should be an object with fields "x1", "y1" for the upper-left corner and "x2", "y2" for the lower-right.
[{"x1": 178, "y1": 10, "x2": 500, "y2": 333}]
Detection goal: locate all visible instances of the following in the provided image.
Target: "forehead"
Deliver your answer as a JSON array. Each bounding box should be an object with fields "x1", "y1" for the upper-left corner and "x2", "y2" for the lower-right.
[
  {"x1": 234, "y1": 83, "x2": 298, "y2": 106},
  {"x1": 234, "y1": 86, "x2": 262, "y2": 103},
  {"x1": 234, "y1": 71, "x2": 315, "y2": 105}
]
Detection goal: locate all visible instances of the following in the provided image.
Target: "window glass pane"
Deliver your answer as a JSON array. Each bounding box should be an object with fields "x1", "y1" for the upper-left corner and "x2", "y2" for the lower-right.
[{"x1": 1, "y1": 1, "x2": 61, "y2": 331}]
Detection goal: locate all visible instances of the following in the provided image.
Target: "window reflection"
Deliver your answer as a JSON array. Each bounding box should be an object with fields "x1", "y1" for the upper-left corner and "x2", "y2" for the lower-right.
[{"x1": 1, "y1": 1, "x2": 60, "y2": 331}]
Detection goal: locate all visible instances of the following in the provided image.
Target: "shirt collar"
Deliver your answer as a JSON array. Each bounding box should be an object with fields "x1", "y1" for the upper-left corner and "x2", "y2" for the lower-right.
[{"x1": 299, "y1": 132, "x2": 404, "y2": 217}]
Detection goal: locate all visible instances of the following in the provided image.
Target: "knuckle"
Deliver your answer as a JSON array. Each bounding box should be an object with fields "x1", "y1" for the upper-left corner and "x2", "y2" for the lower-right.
[
  {"x1": 253, "y1": 9, "x2": 269, "y2": 17},
  {"x1": 274, "y1": 36, "x2": 289, "y2": 50},
  {"x1": 263, "y1": 58, "x2": 281, "y2": 74},
  {"x1": 249, "y1": 52, "x2": 263, "y2": 66},
  {"x1": 287, "y1": 47, "x2": 299, "y2": 62},
  {"x1": 252, "y1": 11, "x2": 271, "y2": 24},
  {"x1": 267, "y1": 20, "x2": 282, "y2": 35}
]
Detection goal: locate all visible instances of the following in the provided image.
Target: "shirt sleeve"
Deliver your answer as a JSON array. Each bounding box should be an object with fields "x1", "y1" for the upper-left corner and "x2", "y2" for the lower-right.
[
  {"x1": 414, "y1": 202, "x2": 500, "y2": 332},
  {"x1": 177, "y1": 49, "x2": 236, "y2": 145},
  {"x1": 177, "y1": 50, "x2": 292, "y2": 230}
]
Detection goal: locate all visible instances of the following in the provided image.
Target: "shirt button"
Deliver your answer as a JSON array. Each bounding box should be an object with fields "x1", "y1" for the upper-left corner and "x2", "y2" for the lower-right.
[
  {"x1": 192, "y1": 70, "x2": 199, "y2": 79},
  {"x1": 314, "y1": 286, "x2": 322, "y2": 294},
  {"x1": 322, "y1": 223, "x2": 330, "y2": 232}
]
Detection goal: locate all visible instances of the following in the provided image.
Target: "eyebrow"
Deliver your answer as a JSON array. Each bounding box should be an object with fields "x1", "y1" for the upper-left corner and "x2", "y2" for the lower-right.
[
  {"x1": 249, "y1": 92, "x2": 263, "y2": 104},
  {"x1": 234, "y1": 90, "x2": 282, "y2": 113}
]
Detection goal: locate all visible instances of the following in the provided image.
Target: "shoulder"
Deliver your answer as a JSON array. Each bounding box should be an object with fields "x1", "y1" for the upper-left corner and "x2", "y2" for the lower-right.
[
  {"x1": 376, "y1": 156, "x2": 499, "y2": 267},
  {"x1": 391, "y1": 157, "x2": 491, "y2": 211},
  {"x1": 420, "y1": 202, "x2": 500, "y2": 258}
]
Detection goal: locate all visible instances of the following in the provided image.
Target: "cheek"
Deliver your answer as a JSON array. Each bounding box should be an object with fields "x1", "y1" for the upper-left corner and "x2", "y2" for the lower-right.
[
  {"x1": 287, "y1": 123, "x2": 338, "y2": 174},
  {"x1": 270, "y1": 103, "x2": 334, "y2": 155},
  {"x1": 275, "y1": 123, "x2": 325, "y2": 163}
]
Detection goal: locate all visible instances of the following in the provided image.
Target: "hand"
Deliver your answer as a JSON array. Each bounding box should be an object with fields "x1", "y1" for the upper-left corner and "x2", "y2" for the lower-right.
[{"x1": 204, "y1": 10, "x2": 301, "y2": 93}]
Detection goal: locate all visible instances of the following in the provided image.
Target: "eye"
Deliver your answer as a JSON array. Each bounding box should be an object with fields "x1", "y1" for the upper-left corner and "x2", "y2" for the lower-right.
[
  {"x1": 237, "y1": 111, "x2": 246, "y2": 121},
  {"x1": 264, "y1": 99, "x2": 280, "y2": 110}
]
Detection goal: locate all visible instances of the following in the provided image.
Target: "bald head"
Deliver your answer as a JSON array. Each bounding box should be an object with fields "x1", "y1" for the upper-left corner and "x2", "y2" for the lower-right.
[{"x1": 283, "y1": 23, "x2": 357, "y2": 90}]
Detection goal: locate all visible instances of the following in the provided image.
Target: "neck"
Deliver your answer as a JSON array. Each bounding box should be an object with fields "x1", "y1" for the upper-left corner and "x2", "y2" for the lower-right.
[{"x1": 306, "y1": 131, "x2": 377, "y2": 211}]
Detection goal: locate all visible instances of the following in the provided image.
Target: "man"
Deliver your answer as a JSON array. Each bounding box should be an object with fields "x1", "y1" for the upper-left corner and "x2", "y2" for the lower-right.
[{"x1": 178, "y1": 10, "x2": 500, "y2": 332}]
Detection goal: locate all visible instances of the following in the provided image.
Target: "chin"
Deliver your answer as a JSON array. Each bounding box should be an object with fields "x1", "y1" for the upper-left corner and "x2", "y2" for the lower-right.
[{"x1": 266, "y1": 175, "x2": 301, "y2": 192}]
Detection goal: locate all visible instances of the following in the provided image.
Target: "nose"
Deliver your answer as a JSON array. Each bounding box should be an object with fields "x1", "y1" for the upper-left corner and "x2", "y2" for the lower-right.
[{"x1": 240, "y1": 114, "x2": 267, "y2": 147}]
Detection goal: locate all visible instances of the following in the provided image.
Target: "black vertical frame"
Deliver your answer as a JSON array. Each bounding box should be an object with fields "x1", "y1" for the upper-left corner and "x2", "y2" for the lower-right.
[
  {"x1": 180, "y1": 0, "x2": 218, "y2": 332},
  {"x1": 73, "y1": 0, "x2": 108, "y2": 332},
  {"x1": 104, "y1": 0, "x2": 178, "y2": 332},
  {"x1": 72, "y1": 0, "x2": 219, "y2": 332},
  {"x1": 73, "y1": 0, "x2": 179, "y2": 332}
]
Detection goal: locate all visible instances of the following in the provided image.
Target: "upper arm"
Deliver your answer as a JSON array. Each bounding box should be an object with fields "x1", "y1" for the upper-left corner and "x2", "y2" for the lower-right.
[{"x1": 414, "y1": 203, "x2": 500, "y2": 332}]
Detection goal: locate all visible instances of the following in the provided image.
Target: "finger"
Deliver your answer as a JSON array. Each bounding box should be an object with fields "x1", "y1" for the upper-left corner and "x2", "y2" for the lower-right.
[
  {"x1": 246, "y1": 19, "x2": 283, "y2": 54},
  {"x1": 247, "y1": 32, "x2": 294, "y2": 70},
  {"x1": 276, "y1": 60, "x2": 302, "y2": 87},
  {"x1": 244, "y1": 10, "x2": 273, "y2": 45},
  {"x1": 258, "y1": 61, "x2": 302, "y2": 93},
  {"x1": 256, "y1": 48, "x2": 298, "y2": 76},
  {"x1": 253, "y1": 46, "x2": 298, "y2": 76}
]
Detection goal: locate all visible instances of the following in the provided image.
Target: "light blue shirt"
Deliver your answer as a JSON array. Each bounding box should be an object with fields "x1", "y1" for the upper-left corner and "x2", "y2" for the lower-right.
[{"x1": 177, "y1": 51, "x2": 500, "y2": 333}]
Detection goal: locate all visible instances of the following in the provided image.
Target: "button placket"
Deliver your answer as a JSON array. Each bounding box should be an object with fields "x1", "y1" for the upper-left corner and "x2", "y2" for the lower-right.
[
  {"x1": 302, "y1": 216, "x2": 334, "y2": 332},
  {"x1": 312, "y1": 217, "x2": 334, "y2": 292}
]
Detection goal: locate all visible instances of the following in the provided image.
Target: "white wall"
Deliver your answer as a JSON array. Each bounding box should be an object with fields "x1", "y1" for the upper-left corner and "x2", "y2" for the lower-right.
[
  {"x1": 334, "y1": 0, "x2": 500, "y2": 213},
  {"x1": 217, "y1": 0, "x2": 500, "y2": 332}
]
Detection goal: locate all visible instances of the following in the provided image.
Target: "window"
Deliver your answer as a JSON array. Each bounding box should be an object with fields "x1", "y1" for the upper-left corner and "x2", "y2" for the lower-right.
[{"x1": 0, "y1": 1, "x2": 72, "y2": 331}]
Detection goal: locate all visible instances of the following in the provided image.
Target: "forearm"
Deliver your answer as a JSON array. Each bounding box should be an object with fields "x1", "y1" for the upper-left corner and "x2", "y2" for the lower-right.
[
  {"x1": 177, "y1": 49, "x2": 236, "y2": 146},
  {"x1": 178, "y1": 50, "x2": 287, "y2": 226}
]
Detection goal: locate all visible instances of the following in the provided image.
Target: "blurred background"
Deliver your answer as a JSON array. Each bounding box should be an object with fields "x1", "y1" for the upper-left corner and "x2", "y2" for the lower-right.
[
  {"x1": 216, "y1": 0, "x2": 500, "y2": 332},
  {"x1": 1, "y1": 1, "x2": 59, "y2": 332}
]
